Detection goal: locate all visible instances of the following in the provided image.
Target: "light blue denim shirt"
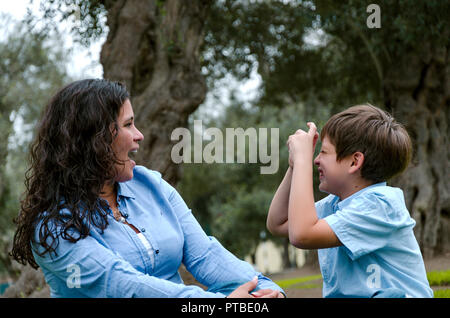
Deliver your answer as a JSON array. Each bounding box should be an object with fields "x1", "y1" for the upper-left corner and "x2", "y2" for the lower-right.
[
  {"x1": 31, "y1": 166, "x2": 284, "y2": 298},
  {"x1": 316, "y1": 182, "x2": 433, "y2": 298}
]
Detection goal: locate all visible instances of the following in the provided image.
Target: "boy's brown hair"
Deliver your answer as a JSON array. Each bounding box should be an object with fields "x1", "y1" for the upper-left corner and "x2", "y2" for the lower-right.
[{"x1": 320, "y1": 104, "x2": 412, "y2": 184}]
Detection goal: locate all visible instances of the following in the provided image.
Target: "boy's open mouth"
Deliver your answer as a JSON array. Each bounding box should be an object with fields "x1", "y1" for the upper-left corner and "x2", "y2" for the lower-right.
[{"x1": 318, "y1": 167, "x2": 324, "y2": 179}]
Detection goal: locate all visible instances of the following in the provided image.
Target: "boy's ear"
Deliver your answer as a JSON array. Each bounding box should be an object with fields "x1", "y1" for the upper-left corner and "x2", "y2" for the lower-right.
[{"x1": 349, "y1": 152, "x2": 364, "y2": 174}]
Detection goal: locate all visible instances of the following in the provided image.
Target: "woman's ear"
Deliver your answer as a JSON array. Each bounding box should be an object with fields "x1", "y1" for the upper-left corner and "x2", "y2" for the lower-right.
[{"x1": 349, "y1": 152, "x2": 364, "y2": 174}]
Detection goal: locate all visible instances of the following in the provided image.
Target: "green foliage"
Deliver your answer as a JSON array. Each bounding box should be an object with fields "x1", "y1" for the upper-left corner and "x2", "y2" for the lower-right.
[
  {"x1": 0, "y1": 14, "x2": 70, "y2": 275},
  {"x1": 203, "y1": 0, "x2": 385, "y2": 113},
  {"x1": 203, "y1": 0, "x2": 316, "y2": 83},
  {"x1": 204, "y1": 0, "x2": 449, "y2": 116},
  {"x1": 33, "y1": 0, "x2": 107, "y2": 47}
]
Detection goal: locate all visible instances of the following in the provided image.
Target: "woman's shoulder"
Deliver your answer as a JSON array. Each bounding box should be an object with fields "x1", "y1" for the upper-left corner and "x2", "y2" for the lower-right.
[
  {"x1": 126, "y1": 165, "x2": 163, "y2": 187},
  {"x1": 123, "y1": 165, "x2": 174, "y2": 197},
  {"x1": 133, "y1": 165, "x2": 162, "y2": 179}
]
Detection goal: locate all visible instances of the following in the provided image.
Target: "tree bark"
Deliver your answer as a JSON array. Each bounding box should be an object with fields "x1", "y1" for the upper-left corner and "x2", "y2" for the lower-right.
[
  {"x1": 99, "y1": 0, "x2": 212, "y2": 287},
  {"x1": 385, "y1": 44, "x2": 450, "y2": 258},
  {"x1": 100, "y1": 0, "x2": 211, "y2": 185}
]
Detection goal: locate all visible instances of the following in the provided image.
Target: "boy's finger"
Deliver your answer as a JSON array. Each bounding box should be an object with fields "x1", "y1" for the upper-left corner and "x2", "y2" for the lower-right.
[{"x1": 306, "y1": 122, "x2": 317, "y2": 136}]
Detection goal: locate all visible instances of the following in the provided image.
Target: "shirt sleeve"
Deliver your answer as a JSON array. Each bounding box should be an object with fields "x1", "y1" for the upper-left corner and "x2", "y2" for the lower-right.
[
  {"x1": 323, "y1": 191, "x2": 406, "y2": 261},
  {"x1": 32, "y1": 222, "x2": 225, "y2": 298},
  {"x1": 160, "y1": 178, "x2": 285, "y2": 296}
]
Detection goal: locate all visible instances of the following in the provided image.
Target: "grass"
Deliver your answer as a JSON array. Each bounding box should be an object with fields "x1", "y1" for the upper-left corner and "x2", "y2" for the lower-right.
[
  {"x1": 433, "y1": 289, "x2": 450, "y2": 298},
  {"x1": 427, "y1": 269, "x2": 450, "y2": 298},
  {"x1": 427, "y1": 269, "x2": 450, "y2": 286},
  {"x1": 274, "y1": 269, "x2": 450, "y2": 297},
  {"x1": 274, "y1": 274, "x2": 322, "y2": 289}
]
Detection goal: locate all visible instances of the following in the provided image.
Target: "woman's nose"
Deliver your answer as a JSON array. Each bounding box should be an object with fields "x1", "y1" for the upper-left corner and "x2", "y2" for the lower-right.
[{"x1": 135, "y1": 128, "x2": 144, "y2": 141}]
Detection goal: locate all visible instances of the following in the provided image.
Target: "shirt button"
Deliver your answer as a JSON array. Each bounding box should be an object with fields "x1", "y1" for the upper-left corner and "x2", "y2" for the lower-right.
[
  {"x1": 141, "y1": 228, "x2": 146, "y2": 232},
  {"x1": 155, "y1": 250, "x2": 159, "y2": 254}
]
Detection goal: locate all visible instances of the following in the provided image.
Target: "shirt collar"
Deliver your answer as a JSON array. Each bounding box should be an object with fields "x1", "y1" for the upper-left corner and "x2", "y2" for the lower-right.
[
  {"x1": 117, "y1": 181, "x2": 136, "y2": 199},
  {"x1": 335, "y1": 181, "x2": 387, "y2": 210}
]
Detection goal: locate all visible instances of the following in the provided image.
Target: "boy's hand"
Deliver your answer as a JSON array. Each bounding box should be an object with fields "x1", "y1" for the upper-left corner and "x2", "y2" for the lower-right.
[{"x1": 287, "y1": 122, "x2": 319, "y2": 166}]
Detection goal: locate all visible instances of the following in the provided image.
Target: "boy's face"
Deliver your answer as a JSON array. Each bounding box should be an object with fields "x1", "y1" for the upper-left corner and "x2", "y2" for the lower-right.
[{"x1": 313, "y1": 136, "x2": 354, "y2": 198}]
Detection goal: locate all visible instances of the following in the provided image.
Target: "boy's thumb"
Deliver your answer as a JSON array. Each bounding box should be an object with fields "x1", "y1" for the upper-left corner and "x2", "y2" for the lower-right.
[{"x1": 307, "y1": 122, "x2": 317, "y2": 136}]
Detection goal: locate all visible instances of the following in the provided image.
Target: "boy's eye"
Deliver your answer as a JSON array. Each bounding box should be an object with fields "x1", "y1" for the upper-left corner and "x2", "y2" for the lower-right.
[{"x1": 125, "y1": 122, "x2": 132, "y2": 127}]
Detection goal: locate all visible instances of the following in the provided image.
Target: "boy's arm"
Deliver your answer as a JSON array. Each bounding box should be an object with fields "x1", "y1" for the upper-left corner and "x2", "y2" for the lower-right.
[
  {"x1": 266, "y1": 167, "x2": 293, "y2": 236},
  {"x1": 287, "y1": 123, "x2": 341, "y2": 249}
]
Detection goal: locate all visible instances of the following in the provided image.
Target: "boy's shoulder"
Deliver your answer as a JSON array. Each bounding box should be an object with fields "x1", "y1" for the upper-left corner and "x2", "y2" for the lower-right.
[
  {"x1": 341, "y1": 183, "x2": 414, "y2": 228},
  {"x1": 351, "y1": 183, "x2": 407, "y2": 213},
  {"x1": 316, "y1": 183, "x2": 411, "y2": 223}
]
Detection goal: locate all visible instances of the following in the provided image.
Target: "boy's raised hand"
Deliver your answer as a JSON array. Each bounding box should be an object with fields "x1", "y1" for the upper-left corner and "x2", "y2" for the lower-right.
[{"x1": 287, "y1": 122, "x2": 319, "y2": 167}]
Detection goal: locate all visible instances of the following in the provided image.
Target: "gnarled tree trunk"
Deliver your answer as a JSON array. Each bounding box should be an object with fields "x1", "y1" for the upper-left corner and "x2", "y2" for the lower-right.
[
  {"x1": 100, "y1": 0, "x2": 212, "y2": 185},
  {"x1": 100, "y1": 0, "x2": 212, "y2": 287},
  {"x1": 385, "y1": 44, "x2": 450, "y2": 258}
]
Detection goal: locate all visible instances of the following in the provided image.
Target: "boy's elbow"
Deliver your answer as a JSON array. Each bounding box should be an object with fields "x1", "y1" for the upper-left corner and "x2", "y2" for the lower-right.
[
  {"x1": 266, "y1": 219, "x2": 275, "y2": 234},
  {"x1": 289, "y1": 233, "x2": 312, "y2": 249},
  {"x1": 266, "y1": 219, "x2": 287, "y2": 237},
  {"x1": 266, "y1": 220, "x2": 279, "y2": 236}
]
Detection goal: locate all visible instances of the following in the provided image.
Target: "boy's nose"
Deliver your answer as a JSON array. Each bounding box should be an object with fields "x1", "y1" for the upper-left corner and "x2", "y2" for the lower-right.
[{"x1": 313, "y1": 155, "x2": 320, "y2": 166}]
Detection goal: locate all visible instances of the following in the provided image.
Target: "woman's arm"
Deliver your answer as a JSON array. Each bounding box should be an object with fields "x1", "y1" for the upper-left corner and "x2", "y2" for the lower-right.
[
  {"x1": 32, "y1": 228, "x2": 225, "y2": 298},
  {"x1": 266, "y1": 166, "x2": 292, "y2": 236},
  {"x1": 163, "y1": 180, "x2": 285, "y2": 297}
]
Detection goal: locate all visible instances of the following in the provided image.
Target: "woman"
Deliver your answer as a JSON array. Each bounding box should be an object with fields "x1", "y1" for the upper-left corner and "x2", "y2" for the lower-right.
[{"x1": 10, "y1": 79, "x2": 284, "y2": 298}]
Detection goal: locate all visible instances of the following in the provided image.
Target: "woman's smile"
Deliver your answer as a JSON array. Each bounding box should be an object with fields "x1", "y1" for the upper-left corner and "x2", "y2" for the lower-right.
[{"x1": 112, "y1": 99, "x2": 144, "y2": 182}]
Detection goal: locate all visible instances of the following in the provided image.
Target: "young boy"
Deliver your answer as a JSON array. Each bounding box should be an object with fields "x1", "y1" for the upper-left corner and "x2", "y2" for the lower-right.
[{"x1": 267, "y1": 104, "x2": 433, "y2": 298}]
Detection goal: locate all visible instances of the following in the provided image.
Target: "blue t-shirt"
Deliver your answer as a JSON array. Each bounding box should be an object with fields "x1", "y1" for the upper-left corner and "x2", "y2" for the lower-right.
[
  {"x1": 32, "y1": 166, "x2": 284, "y2": 297},
  {"x1": 316, "y1": 182, "x2": 433, "y2": 298}
]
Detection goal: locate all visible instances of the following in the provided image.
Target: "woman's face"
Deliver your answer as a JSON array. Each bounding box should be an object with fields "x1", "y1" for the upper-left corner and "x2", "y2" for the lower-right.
[{"x1": 111, "y1": 99, "x2": 144, "y2": 182}]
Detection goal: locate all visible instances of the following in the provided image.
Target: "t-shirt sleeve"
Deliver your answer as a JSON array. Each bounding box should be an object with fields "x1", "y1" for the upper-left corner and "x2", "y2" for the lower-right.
[{"x1": 323, "y1": 192, "x2": 406, "y2": 260}]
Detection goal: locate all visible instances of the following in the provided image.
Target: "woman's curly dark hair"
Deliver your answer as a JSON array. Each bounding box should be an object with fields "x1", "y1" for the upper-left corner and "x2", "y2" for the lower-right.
[{"x1": 11, "y1": 78, "x2": 130, "y2": 269}]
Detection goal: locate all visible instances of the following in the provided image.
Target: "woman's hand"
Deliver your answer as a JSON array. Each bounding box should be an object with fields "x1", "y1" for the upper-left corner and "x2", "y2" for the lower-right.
[
  {"x1": 227, "y1": 277, "x2": 283, "y2": 298},
  {"x1": 252, "y1": 288, "x2": 286, "y2": 298}
]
